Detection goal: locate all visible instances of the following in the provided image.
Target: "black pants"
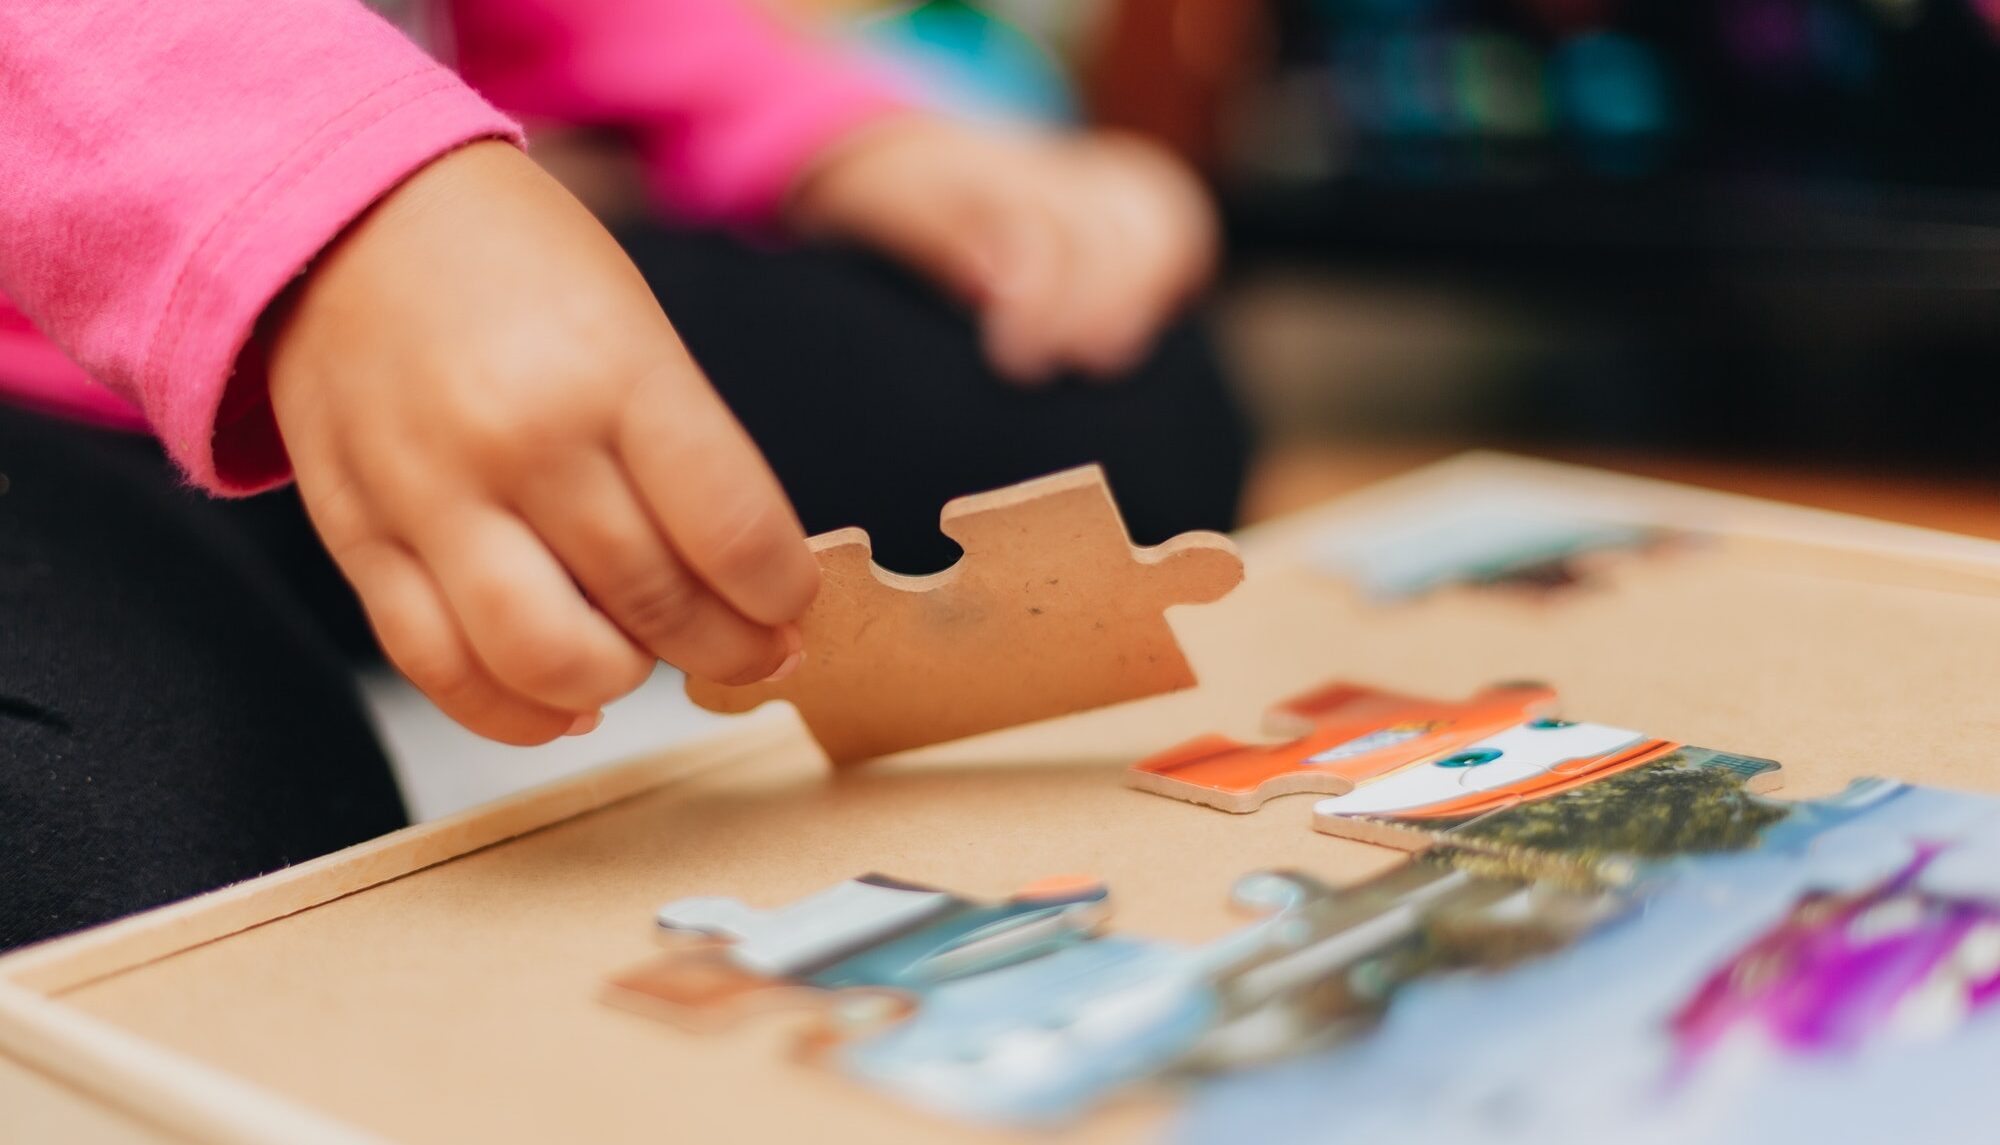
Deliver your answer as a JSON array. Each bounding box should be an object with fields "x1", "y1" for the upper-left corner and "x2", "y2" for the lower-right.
[{"x1": 0, "y1": 229, "x2": 1251, "y2": 950}]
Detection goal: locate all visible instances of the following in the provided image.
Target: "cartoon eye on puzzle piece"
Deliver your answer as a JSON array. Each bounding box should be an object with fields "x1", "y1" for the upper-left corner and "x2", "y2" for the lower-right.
[
  {"x1": 1324, "y1": 744, "x2": 1788, "y2": 858},
  {"x1": 1125, "y1": 681, "x2": 1565, "y2": 813},
  {"x1": 1311, "y1": 718, "x2": 1665, "y2": 823},
  {"x1": 603, "y1": 873, "x2": 1110, "y2": 1029}
]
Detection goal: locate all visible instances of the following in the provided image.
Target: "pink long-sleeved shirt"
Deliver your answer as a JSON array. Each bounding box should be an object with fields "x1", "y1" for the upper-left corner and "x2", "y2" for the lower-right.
[{"x1": 0, "y1": 0, "x2": 897, "y2": 493}]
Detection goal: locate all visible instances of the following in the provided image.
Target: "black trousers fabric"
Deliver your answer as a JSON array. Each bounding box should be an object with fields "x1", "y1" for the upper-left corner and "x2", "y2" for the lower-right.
[{"x1": 0, "y1": 229, "x2": 1252, "y2": 950}]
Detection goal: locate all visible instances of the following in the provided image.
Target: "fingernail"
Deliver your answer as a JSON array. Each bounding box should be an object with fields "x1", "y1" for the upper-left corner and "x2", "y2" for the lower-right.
[
  {"x1": 565, "y1": 711, "x2": 603, "y2": 737},
  {"x1": 763, "y1": 648, "x2": 805, "y2": 684}
]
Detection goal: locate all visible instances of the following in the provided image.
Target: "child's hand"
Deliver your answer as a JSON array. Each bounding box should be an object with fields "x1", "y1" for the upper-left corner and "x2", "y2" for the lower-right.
[
  {"x1": 269, "y1": 142, "x2": 818, "y2": 745},
  {"x1": 786, "y1": 118, "x2": 1217, "y2": 384}
]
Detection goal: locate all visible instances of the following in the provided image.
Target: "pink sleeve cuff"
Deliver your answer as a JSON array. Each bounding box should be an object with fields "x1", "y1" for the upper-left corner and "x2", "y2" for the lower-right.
[{"x1": 156, "y1": 81, "x2": 520, "y2": 494}]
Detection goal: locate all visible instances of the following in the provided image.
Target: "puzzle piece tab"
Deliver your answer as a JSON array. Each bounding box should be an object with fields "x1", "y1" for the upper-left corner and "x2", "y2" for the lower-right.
[
  {"x1": 605, "y1": 874, "x2": 1110, "y2": 1028},
  {"x1": 687, "y1": 465, "x2": 1244, "y2": 764}
]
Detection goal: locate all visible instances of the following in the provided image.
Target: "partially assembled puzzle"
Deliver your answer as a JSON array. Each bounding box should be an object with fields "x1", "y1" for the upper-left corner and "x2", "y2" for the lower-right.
[
  {"x1": 616, "y1": 665, "x2": 2000, "y2": 1125},
  {"x1": 608, "y1": 687, "x2": 2000, "y2": 1130},
  {"x1": 613, "y1": 468, "x2": 2000, "y2": 1137}
]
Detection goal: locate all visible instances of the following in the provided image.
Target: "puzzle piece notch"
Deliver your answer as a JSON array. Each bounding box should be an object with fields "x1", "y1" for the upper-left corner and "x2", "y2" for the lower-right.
[
  {"x1": 687, "y1": 465, "x2": 1244, "y2": 765},
  {"x1": 605, "y1": 874, "x2": 1111, "y2": 1030},
  {"x1": 1125, "y1": 680, "x2": 1563, "y2": 813}
]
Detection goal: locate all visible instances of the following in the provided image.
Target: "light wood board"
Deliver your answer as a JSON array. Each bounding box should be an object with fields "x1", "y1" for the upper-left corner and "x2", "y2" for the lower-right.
[{"x1": 6, "y1": 452, "x2": 2000, "y2": 1145}]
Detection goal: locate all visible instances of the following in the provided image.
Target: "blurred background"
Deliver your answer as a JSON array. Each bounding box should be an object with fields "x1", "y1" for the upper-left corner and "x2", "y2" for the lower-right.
[
  {"x1": 376, "y1": 0, "x2": 2000, "y2": 817},
  {"x1": 751, "y1": 0, "x2": 2000, "y2": 526}
]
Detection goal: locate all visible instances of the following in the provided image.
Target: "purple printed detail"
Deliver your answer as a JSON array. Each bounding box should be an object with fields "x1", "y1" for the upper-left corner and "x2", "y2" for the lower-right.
[{"x1": 1671, "y1": 847, "x2": 2000, "y2": 1074}]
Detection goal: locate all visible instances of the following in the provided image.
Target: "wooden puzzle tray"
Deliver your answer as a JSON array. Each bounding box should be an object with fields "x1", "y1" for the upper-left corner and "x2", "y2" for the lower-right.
[{"x1": 9, "y1": 452, "x2": 2000, "y2": 1145}]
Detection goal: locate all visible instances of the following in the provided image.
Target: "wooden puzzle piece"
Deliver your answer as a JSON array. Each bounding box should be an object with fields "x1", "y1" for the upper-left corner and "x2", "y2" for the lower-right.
[
  {"x1": 1125, "y1": 681, "x2": 1564, "y2": 812},
  {"x1": 686, "y1": 465, "x2": 1243, "y2": 764},
  {"x1": 604, "y1": 874, "x2": 1109, "y2": 1029}
]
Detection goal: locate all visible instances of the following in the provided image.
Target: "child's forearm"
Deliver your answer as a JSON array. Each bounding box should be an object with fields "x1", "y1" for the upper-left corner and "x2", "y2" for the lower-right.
[
  {"x1": 446, "y1": 0, "x2": 904, "y2": 226},
  {"x1": 0, "y1": 2, "x2": 519, "y2": 494}
]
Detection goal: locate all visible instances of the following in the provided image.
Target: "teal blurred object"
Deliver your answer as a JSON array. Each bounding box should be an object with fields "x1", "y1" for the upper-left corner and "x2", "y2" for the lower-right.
[{"x1": 843, "y1": 0, "x2": 1077, "y2": 124}]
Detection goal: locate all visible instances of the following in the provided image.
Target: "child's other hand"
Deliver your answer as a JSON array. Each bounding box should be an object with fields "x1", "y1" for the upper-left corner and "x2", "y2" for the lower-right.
[
  {"x1": 269, "y1": 142, "x2": 818, "y2": 745},
  {"x1": 786, "y1": 118, "x2": 1217, "y2": 384}
]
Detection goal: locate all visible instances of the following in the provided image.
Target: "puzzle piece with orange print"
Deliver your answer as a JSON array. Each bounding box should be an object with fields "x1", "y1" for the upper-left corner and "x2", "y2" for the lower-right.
[
  {"x1": 1128, "y1": 679, "x2": 1783, "y2": 853},
  {"x1": 1125, "y1": 680, "x2": 1568, "y2": 812}
]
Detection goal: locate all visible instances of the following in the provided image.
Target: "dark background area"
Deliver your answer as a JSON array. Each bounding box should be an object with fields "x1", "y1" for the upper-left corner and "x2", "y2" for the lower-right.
[{"x1": 1179, "y1": 0, "x2": 2000, "y2": 470}]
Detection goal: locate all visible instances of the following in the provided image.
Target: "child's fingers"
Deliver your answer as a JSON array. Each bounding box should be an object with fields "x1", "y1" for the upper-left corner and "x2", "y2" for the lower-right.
[
  {"x1": 979, "y1": 205, "x2": 1074, "y2": 384},
  {"x1": 515, "y1": 452, "x2": 800, "y2": 685},
  {"x1": 414, "y1": 507, "x2": 654, "y2": 714},
  {"x1": 1043, "y1": 191, "x2": 1159, "y2": 378},
  {"x1": 331, "y1": 533, "x2": 582, "y2": 745},
  {"x1": 615, "y1": 376, "x2": 820, "y2": 628}
]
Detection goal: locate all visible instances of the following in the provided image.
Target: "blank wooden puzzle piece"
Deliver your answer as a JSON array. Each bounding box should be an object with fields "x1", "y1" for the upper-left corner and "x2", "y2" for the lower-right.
[
  {"x1": 1125, "y1": 681, "x2": 1563, "y2": 812},
  {"x1": 686, "y1": 465, "x2": 1244, "y2": 764},
  {"x1": 603, "y1": 874, "x2": 1110, "y2": 1029}
]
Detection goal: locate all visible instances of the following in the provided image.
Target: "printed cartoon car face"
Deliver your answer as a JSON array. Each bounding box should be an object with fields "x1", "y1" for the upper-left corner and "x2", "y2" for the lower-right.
[
  {"x1": 1314, "y1": 720, "x2": 1652, "y2": 819},
  {"x1": 1126, "y1": 682, "x2": 1563, "y2": 810}
]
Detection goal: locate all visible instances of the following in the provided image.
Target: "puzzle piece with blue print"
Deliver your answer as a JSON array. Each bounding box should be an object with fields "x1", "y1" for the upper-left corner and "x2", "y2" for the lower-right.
[{"x1": 603, "y1": 873, "x2": 1110, "y2": 1030}]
